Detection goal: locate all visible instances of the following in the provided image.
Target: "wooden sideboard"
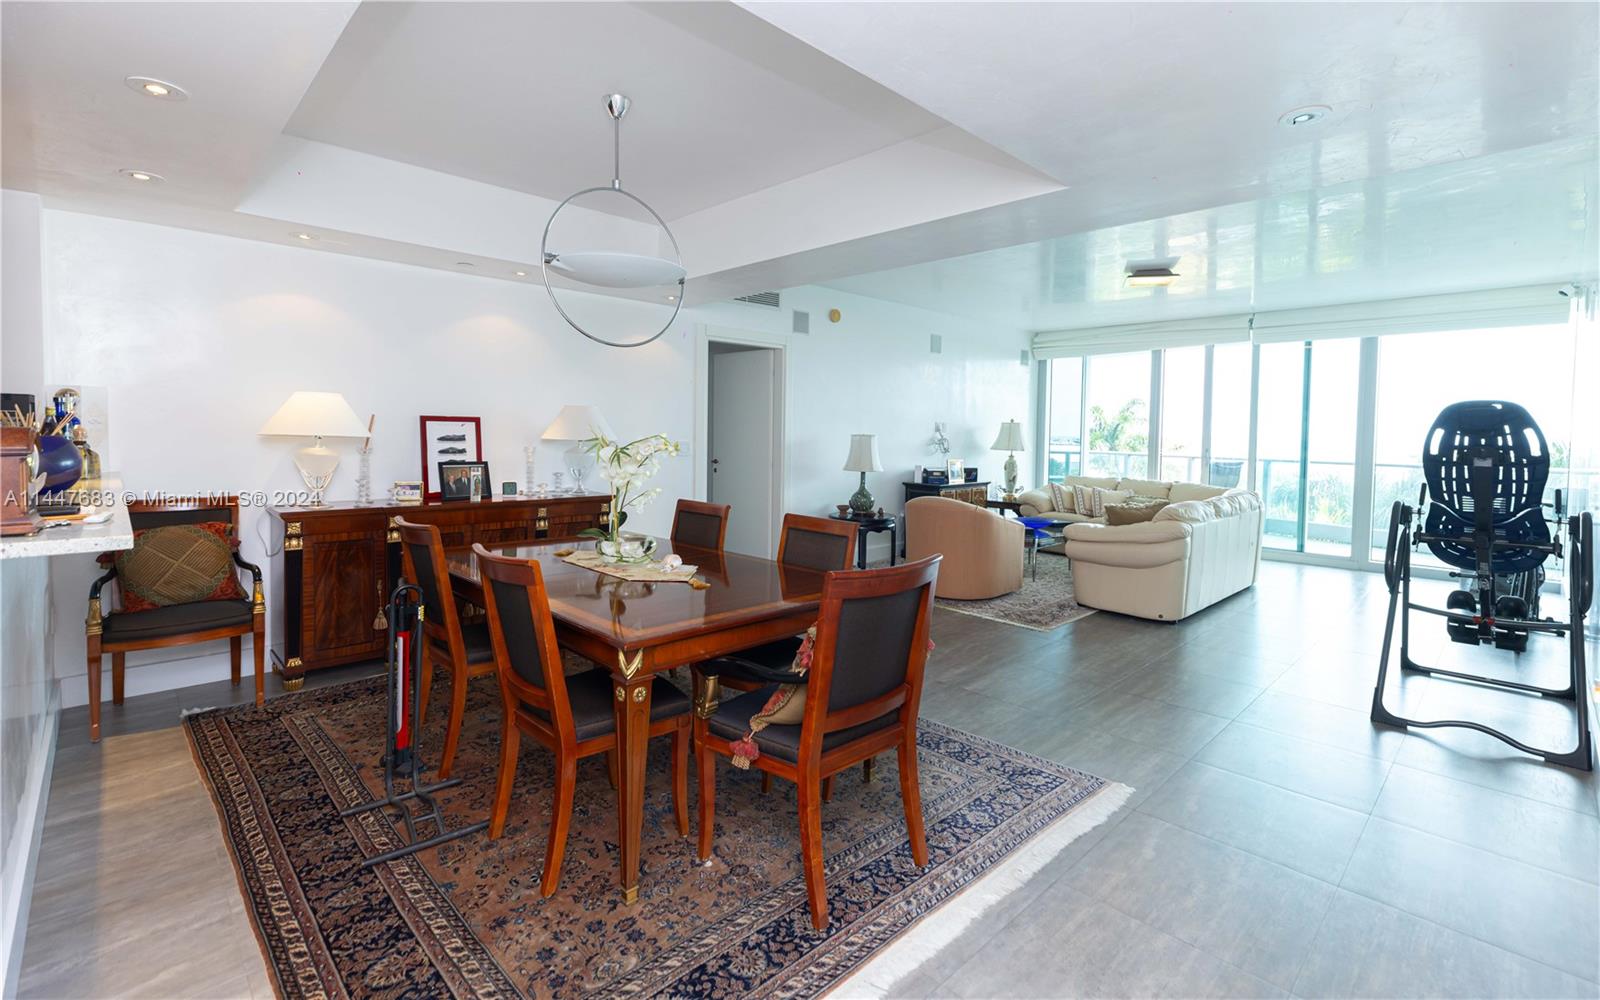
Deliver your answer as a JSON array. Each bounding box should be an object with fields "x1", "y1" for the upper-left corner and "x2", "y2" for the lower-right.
[
  {"x1": 267, "y1": 494, "x2": 608, "y2": 684},
  {"x1": 903, "y1": 480, "x2": 990, "y2": 509}
]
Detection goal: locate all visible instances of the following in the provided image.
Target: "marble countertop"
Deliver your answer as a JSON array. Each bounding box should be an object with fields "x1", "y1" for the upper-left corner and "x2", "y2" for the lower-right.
[{"x1": 0, "y1": 477, "x2": 133, "y2": 560}]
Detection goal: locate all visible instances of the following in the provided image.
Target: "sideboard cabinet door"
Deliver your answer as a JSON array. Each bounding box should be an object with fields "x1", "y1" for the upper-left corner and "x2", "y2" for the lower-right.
[{"x1": 302, "y1": 529, "x2": 387, "y2": 666}]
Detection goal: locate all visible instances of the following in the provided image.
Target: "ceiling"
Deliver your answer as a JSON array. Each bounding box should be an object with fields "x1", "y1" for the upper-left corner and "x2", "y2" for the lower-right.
[{"x1": 3, "y1": 1, "x2": 1596, "y2": 323}]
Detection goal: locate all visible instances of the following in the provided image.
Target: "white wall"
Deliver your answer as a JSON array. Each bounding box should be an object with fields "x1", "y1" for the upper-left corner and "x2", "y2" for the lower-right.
[
  {"x1": 0, "y1": 190, "x2": 57, "y2": 998},
  {"x1": 37, "y1": 210, "x2": 1032, "y2": 706}
]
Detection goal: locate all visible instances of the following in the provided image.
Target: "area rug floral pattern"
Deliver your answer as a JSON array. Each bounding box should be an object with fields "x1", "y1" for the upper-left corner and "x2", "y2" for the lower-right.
[
  {"x1": 935, "y1": 552, "x2": 1096, "y2": 631},
  {"x1": 186, "y1": 675, "x2": 1114, "y2": 999}
]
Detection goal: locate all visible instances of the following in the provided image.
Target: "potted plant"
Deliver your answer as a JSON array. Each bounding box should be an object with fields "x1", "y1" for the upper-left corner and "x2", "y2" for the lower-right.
[{"x1": 578, "y1": 431, "x2": 682, "y2": 563}]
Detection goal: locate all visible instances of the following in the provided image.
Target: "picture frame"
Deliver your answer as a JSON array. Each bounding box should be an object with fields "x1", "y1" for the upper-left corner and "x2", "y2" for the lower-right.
[
  {"x1": 945, "y1": 458, "x2": 965, "y2": 482},
  {"x1": 437, "y1": 460, "x2": 490, "y2": 502},
  {"x1": 419, "y1": 415, "x2": 483, "y2": 501}
]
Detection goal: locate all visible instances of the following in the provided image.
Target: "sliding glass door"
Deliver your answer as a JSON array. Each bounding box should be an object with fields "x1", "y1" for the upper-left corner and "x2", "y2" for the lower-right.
[
  {"x1": 1084, "y1": 352, "x2": 1151, "y2": 479},
  {"x1": 1254, "y1": 339, "x2": 1360, "y2": 555}
]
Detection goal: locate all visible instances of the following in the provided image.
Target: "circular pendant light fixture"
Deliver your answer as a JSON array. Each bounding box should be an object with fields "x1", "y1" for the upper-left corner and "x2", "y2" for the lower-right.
[{"x1": 541, "y1": 94, "x2": 685, "y2": 348}]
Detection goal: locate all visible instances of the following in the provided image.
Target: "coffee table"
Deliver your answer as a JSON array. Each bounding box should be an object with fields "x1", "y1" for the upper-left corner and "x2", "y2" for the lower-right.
[{"x1": 1018, "y1": 517, "x2": 1066, "y2": 580}]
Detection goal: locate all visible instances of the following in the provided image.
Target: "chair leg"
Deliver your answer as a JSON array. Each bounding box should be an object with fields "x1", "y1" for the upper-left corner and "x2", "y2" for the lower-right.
[
  {"x1": 541, "y1": 754, "x2": 576, "y2": 897},
  {"x1": 437, "y1": 663, "x2": 468, "y2": 780},
  {"x1": 111, "y1": 652, "x2": 125, "y2": 705},
  {"x1": 670, "y1": 724, "x2": 689, "y2": 837},
  {"x1": 252, "y1": 620, "x2": 265, "y2": 706},
  {"x1": 898, "y1": 732, "x2": 929, "y2": 867},
  {"x1": 87, "y1": 643, "x2": 102, "y2": 744},
  {"x1": 229, "y1": 636, "x2": 241, "y2": 688},
  {"x1": 606, "y1": 748, "x2": 618, "y2": 790},
  {"x1": 798, "y1": 770, "x2": 828, "y2": 929},
  {"x1": 695, "y1": 727, "x2": 717, "y2": 860},
  {"x1": 761, "y1": 772, "x2": 772, "y2": 795},
  {"x1": 489, "y1": 723, "x2": 520, "y2": 839},
  {"x1": 821, "y1": 775, "x2": 834, "y2": 802},
  {"x1": 863, "y1": 756, "x2": 874, "y2": 783}
]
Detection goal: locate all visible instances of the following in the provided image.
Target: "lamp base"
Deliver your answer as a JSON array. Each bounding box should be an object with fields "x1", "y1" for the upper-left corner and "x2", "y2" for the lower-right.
[
  {"x1": 295, "y1": 441, "x2": 339, "y2": 505},
  {"x1": 848, "y1": 472, "x2": 875, "y2": 514},
  {"x1": 1003, "y1": 452, "x2": 1019, "y2": 500}
]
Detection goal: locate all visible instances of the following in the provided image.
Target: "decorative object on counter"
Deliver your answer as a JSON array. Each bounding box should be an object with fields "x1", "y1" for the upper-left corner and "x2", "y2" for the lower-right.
[
  {"x1": 390, "y1": 480, "x2": 423, "y2": 503},
  {"x1": 542, "y1": 404, "x2": 613, "y2": 496},
  {"x1": 502, "y1": 481, "x2": 517, "y2": 497},
  {"x1": 36, "y1": 433, "x2": 83, "y2": 501},
  {"x1": 577, "y1": 429, "x2": 680, "y2": 562},
  {"x1": 259, "y1": 391, "x2": 371, "y2": 504},
  {"x1": 945, "y1": 457, "x2": 965, "y2": 484},
  {"x1": 541, "y1": 93, "x2": 685, "y2": 348},
  {"x1": 991, "y1": 419, "x2": 1026, "y2": 501},
  {"x1": 50, "y1": 387, "x2": 83, "y2": 438},
  {"x1": 931, "y1": 421, "x2": 952, "y2": 458},
  {"x1": 417, "y1": 414, "x2": 483, "y2": 501},
  {"x1": 843, "y1": 433, "x2": 882, "y2": 514},
  {"x1": 73, "y1": 425, "x2": 102, "y2": 481},
  {"x1": 561, "y1": 547, "x2": 699, "y2": 581},
  {"x1": 523, "y1": 445, "x2": 537, "y2": 495},
  {"x1": 0, "y1": 417, "x2": 43, "y2": 537},
  {"x1": 551, "y1": 471, "x2": 565, "y2": 493},
  {"x1": 835, "y1": 504, "x2": 850, "y2": 517},
  {"x1": 354, "y1": 414, "x2": 375, "y2": 504},
  {"x1": 438, "y1": 460, "x2": 490, "y2": 502}
]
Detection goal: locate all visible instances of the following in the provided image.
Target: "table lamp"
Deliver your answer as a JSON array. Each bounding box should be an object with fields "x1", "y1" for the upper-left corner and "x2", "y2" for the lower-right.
[
  {"x1": 843, "y1": 433, "x2": 882, "y2": 514},
  {"x1": 542, "y1": 405, "x2": 614, "y2": 494},
  {"x1": 991, "y1": 419, "x2": 1026, "y2": 500},
  {"x1": 259, "y1": 391, "x2": 371, "y2": 503}
]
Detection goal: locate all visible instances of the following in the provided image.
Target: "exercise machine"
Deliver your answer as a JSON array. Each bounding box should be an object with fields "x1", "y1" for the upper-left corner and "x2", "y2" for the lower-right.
[
  {"x1": 1371, "y1": 400, "x2": 1594, "y2": 771},
  {"x1": 340, "y1": 582, "x2": 487, "y2": 866}
]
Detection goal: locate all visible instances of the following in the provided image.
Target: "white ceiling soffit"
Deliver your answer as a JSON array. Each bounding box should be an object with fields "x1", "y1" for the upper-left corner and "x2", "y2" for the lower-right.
[
  {"x1": 283, "y1": 1, "x2": 949, "y2": 220},
  {"x1": 819, "y1": 136, "x2": 1600, "y2": 331}
]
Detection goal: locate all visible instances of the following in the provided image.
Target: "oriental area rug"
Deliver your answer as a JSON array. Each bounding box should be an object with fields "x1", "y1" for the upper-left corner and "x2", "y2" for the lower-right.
[
  {"x1": 934, "y1": 553, "x2": 1097, "y2": 632},
  {"x1": 187, "y1": 676, "x2": 1128, "y2": 999}
]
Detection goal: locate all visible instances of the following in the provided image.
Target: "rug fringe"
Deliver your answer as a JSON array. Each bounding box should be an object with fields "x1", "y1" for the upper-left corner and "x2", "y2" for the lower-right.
[{"x1": 830, "y1": 781, "x2": 1134, "y2": 998}]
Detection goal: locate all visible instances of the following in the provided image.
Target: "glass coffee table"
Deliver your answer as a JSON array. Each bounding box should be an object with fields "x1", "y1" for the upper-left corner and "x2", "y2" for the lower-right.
[{"x1": 1018, "y1": 517, "x2": 1066, "y2": 580}]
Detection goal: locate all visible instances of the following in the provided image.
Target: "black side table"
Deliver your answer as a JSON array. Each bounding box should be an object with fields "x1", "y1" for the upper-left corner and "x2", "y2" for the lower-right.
[{"x1": 829, "y1": 512, "x2": 897, "y2": 570}]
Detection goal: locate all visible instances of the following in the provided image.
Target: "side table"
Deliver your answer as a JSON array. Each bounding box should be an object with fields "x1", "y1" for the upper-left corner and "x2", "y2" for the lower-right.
[{"x1": 829, "y1": 512, "x2": 897, "y2": 570}]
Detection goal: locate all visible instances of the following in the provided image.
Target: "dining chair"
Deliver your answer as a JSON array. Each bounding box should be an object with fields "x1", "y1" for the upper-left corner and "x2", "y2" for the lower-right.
[
  {"x1": 396, "y1": 517, "x2": 498, "y2": 779},
  {"x1": 670, "y1": 498, "x2": 731, "y2": 551},
  {"x1": 474, "y1": 543, "x2": 692, "y2": 895},
  {"x1": 694, "y1": 555, "x2": 941, "y2": 929}
]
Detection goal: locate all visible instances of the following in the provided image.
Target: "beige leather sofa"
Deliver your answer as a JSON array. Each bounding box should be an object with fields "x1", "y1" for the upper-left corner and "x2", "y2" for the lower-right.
[
  {"x1": 904, "y1": 495, "x2": 1024, "y2": 599},
  {"x1": 1018, "y1": 477, "x2": 1263, "y2": 621}
]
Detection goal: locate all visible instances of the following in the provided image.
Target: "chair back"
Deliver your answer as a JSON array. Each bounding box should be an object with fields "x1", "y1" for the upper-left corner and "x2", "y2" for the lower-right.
[
  {"x1": 395, "y1": 518, "x2": 465, "y2": 650},
  {"x1": 800, "y1": 556, "x2": 940, "y2": 752},
  {"x1": 777, "y1": 513, "x2": 856, "y2": 571},
  {"x1": 671, "y1": 498, "x2": 731, "y2": 551},
  {"x1": 473, "y1": 543, "x2": 574, "y2": 737},
  {"x1": 128, "y1": 495, "x2": 240, "y2": 534}
]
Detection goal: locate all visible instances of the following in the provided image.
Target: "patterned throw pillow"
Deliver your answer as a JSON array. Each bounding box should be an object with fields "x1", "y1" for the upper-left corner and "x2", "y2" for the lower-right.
[
  {"x1": 113, "y1": 522, "x2": 247, "y2": 612},
  {"x1": 730, "y1": 626, "x2": 818, "y2": 768},
  {"x1": 1073, "y1": 486, "x2": 1131, "y2": 518},
  {"x1": 1105, "y1": 497, "x2": 1170, "y2": 525},
  {"x1": 1046, "y1": 482, "x2": 1074, "y2": 513}
]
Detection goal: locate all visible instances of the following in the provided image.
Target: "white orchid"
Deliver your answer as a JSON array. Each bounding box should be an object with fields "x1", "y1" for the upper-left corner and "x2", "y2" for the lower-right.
[{"x1": 579, "y1": 432, "x2": 682, "y2": 541}]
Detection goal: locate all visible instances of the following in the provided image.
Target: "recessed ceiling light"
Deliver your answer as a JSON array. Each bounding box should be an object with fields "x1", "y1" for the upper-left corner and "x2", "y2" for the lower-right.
[
  {"x1": 1126, "y1": 266, "x2": 1179, "y2": 287},
  {"x1": 118, "y1": 168, "x2": 163, "y2": 182},
  {"x1": 1278, "y1": 105, "x2": 1330, "y2": 128},
  {"x1": 513, "y1": 270, "x2": 528, "y2": 277},
  {"x1": 293, "y1": 232, "x2": 316, "y2": 241},
  {"x1": 125, "y1": 76, "x2": 187, "y2": 101}
]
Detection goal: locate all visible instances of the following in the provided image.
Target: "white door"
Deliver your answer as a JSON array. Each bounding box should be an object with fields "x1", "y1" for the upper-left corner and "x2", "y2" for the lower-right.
[{"x1": 709, "y1": 347, "x2": 777, "y2": 556}]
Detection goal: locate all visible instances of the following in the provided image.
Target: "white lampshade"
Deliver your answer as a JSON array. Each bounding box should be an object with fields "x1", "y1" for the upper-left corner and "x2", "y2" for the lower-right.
[
  {"x1": 542, "y1": 404, "x2": 615, "y2": 441},
  {"x1": 842, "y1": 433, "x2": 883, "y2": 473},
  {"x1": 990, "y1": 420, "x2": 1026, "y2": 452},
  {"x1": 547, "y1": 251, "x2": 686, "y2": 289},
  {"x1": 258, "y1": 391, "x2": 369, "y2": 439}
]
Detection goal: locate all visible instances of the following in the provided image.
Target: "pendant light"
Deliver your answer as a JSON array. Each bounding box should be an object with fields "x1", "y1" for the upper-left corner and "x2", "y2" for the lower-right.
[{"x1": 541, "y1": 94, "x2": 685, "y2": 348}]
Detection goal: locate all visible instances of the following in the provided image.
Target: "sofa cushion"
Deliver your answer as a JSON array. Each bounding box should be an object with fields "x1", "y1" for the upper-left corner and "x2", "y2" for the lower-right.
[
  {"x1": 1106, "y1": 498, "x2": 1169, "y2": 525},
  {"x1": 1046, "y1": 482, "x2": 1073, "y2": 513},
  {"x1": 1170, "y1": 483, "x2": 1231, "y2": 502},
  {"x1": 1073, "y1": 486, "x2": 1131, "y2": 519},
  {"x1": 1063, "y1": 475, "x2": 1121, "y2": 491},
  {"x1": 1116, "y1": 478, "x2": 1174, "y2": 499},
  {"x1": 1016, "y1": 488, "x2": 1053, "y2": 516},
  {"x1": 1153, "y1": 499, "x2": 1214, "y2": 524}
]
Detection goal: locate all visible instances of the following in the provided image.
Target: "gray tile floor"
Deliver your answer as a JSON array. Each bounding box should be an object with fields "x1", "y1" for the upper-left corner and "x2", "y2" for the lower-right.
[{"x1": 27, "y1": 561, "x2": 1600, "y2": 998}]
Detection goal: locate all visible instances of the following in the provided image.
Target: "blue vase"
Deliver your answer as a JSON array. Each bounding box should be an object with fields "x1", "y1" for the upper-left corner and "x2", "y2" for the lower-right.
[{"x1": 37, "y1": 434, "x2": 83, "y2": 493}]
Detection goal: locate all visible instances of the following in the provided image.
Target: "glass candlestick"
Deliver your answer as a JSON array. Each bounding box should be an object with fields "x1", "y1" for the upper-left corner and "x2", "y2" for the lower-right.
[
  {"x1": 355, "y1": 447, "x2": 372, "y2": 504},
  {"x1": 523, "y1": 446, "x2": 537, "y2": 496}
]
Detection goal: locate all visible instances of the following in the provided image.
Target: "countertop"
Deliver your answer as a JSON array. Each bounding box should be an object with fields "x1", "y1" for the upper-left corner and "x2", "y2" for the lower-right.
[{"x1": 0, "y1": 477, "x2": 133, "y2": 560}]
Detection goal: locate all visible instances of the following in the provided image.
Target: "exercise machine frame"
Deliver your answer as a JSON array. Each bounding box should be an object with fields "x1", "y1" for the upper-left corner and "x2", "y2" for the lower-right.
[{"x1": 339, "y1": 582, "x2": 488, "y2": 866}]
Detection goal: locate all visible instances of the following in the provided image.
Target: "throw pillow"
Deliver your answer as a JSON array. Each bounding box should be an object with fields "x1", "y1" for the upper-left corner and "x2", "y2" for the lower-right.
[
  {"x1": 1075, "y1": 486, "x2": 1131, "y2": 518},
  {"x1": 1046, "y1": 481, "x2": 1074, "y2": 513},
  {"x1": 1105, "y1": 497, "x2": 1170, "y2": 525},
  {"x1": 114, "y1": 522, "x2": 246, "y2": 613},
  {"x1": 730, "y1": 626, "x2": 818, "y2": 769}
]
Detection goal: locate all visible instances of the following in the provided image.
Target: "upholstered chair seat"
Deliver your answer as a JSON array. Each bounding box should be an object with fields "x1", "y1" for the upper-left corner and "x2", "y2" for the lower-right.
[
  {"x1": 102, "y1": 599, "x2": 253, "y2": 641},
  {"x1": 706, "y1": 686, "x2": 899, "y2": 763},
  {"x1": 542, "y1": 673, "x2": 690, "y2": 742}
]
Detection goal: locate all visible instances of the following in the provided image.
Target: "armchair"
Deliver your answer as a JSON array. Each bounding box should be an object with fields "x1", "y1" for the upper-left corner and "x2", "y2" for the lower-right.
[{"x1": 85, "y1": 496, "x2": 264, "y2": 742}]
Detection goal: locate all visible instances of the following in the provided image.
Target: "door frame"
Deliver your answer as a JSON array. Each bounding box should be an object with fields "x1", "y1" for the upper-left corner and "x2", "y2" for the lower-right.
[{"x1": 693, "y1": 323, "x2": 788, "y2": 557}]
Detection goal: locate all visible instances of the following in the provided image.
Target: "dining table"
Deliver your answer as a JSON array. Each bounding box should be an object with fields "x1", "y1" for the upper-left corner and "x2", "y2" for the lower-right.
[{"x1": 446, "y1": 536, "x2": 826, "y2": 904}]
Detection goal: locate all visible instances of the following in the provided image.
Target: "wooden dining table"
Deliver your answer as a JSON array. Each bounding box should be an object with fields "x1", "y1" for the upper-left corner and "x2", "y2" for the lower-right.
[{"x1": 446, "y1": 536, "x2": 825, "y2": 904}]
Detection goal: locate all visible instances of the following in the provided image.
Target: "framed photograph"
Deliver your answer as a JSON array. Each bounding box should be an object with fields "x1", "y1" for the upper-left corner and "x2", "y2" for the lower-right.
[
  {"x1": 437, "y1": 460, "x2": 490, "y2": 502},
  {"x1": 945, "y1": 458, "x2": 965, "y2": 482},
  {"x1": 419, "y1": 415, "x2": 482, "y2": 501}
]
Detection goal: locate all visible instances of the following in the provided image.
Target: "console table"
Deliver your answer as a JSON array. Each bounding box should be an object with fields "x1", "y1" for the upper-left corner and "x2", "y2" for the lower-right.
[
  {"x1": 829, "y1": 512, "x2": 897, "y2": 570},
  {"x1": 268, "y1": 493, "x2": 608, "y2": 685},
  {"x1": 903, "y1": 480, "x2": 989, "y2": 509}
]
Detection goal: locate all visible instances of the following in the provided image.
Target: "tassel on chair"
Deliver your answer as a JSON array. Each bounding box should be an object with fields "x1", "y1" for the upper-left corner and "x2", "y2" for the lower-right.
[{"x1": 730, "y1": 737, "x2": 760, "y2": 768}]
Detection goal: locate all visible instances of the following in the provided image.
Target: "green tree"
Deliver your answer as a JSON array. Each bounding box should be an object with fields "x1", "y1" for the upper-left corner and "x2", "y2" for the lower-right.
[{"x1": 1088, "y1": 400, "x2": 1148, "y2": 454}]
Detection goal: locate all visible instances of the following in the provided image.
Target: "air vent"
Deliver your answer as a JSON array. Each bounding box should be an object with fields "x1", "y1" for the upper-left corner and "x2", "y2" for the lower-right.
[
  {"x1": 734, "y1": 291, "x2": 781, "y2": 308},
  {"x1": 930, "y1": 334, "x2": 943, "y2": 355},
  {"x1": 792, "y1": 310, "x2": 810, "y2": 334}
]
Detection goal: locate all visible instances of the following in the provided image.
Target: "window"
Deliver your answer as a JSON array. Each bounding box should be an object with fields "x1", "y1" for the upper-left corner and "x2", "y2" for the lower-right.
[
  {"x1": 1371, "y1": 323, "x2": 1577, "y2": 566},
  {"x1": 1255, "y1": 339, "x2": 1360, "y2": 554},
  {"x1": 1255, "y1": 343, "x2": 1306, "y2": 550},
  {"x1": 1084, "y1": 352, "x2": 1151, "y2": 479},
  {"x1": 1159, "y1": 347, "x2": 1205, "y2": 482},
  {"x1": 1208, "y1": 343, "x2": 1251, "y2": 487},
  {"x1": 1045, "y1": 357, "x2": 1083, "y2": 481}
]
